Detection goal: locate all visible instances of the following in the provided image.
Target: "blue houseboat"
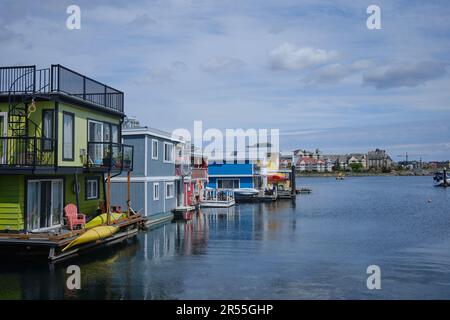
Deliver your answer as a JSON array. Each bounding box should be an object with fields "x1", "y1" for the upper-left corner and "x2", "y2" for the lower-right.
[
  {"x1": 110, "y1": 125, "x2": 188, "y2": 225},
  {"x1": 207, "y1": 160, "x2": 262, "y2": 190}
]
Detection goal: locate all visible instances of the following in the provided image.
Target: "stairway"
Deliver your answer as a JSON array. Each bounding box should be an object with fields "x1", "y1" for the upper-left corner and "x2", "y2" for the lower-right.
[{"x1": 6, "y1": 68, "x2": 51, "y2": 166}]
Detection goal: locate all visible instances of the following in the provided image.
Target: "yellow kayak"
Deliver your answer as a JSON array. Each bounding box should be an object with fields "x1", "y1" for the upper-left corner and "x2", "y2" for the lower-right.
[
  {"x1": 85, "y1": 213, "x2": 125, "y2": 229},
  {"x1": 62, "y1": 226, "x2": 119, "y2": 252}
]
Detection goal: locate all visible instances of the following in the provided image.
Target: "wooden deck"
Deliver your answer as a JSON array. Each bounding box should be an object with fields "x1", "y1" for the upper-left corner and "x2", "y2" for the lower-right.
[{"x1": 0, "y1": 214, "x2": 146, "y2": 261}]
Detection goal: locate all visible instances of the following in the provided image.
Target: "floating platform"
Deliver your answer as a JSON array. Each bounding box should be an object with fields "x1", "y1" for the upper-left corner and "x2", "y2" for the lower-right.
[
  {"x1": 173, "y1": 206, "x2": 196, "y2": 221},
  {"x1": 0, "y1": 214, "x2": 146, "y2": 262},
  {"x1": 256, "y1": 194, "x2": 278, "y2": 202},
  {"x1": 200, "y1": 199, "x2": 236, "y2": 208}
]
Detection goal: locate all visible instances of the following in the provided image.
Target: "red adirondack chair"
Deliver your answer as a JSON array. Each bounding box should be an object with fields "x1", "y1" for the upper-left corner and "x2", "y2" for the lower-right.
[{"x1": 65, "y1": 204, "x2": 86, "y2": 230}]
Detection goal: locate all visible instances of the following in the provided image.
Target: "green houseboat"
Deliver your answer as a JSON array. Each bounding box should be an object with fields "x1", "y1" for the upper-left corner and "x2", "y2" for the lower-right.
[{"x1": 0, "y1": 65, "x2": 133, "y2": 233}]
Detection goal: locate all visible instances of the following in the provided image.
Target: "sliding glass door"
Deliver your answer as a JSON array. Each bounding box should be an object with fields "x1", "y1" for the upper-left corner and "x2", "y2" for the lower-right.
[{"x1": 27, "y1": 179, "x2": 64, "y2": 232}]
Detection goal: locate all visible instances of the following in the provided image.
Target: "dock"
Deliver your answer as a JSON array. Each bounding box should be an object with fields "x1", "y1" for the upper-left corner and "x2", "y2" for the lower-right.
[
  {"x1": 173, "y1": 206, "x2": 196, "y2": 221},
  {"x1": 0, "y1": 214, "x2": 146, "y2": 262}
]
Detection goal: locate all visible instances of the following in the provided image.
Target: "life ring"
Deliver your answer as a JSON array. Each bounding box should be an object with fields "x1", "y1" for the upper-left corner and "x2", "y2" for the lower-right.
[{"x1": 28, "y1": 99, "x2": 36, "y2": 114}]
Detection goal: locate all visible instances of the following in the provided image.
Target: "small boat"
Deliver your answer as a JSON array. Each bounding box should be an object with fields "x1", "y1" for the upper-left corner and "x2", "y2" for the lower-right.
[
  {"x1": 233, "y1": 188, "x2": 259, "y2": 202},
  {"x1": 336, "y1": 173, "x2": 345, "y2": 180},
  {"x1": 233, "y1": 188, "x2": 259, "y2": 196},
  {"x1": 433, "y1": 171, "x2": 450, "y2": 187},
  {"x1": 85, "y1": 212, "x2": 125, "y2": 229},
  {"x1": 62, "y1": 226, "x2": 119, "y2": 252}
]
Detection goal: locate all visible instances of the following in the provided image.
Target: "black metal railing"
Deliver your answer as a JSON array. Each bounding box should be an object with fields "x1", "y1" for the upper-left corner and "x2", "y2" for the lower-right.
[
  {"x1": 0, "y1": 136, "x2": 55, "y2": 167},
  {"x1": 51, "y1": 65, "x2": 124, "y2": 113},
  {"x1": 0, "y1": 65, "x2": 124, "y2": 113},
  {"x1": 87, "y1": 142, "x2": 133, "y2": 171}
]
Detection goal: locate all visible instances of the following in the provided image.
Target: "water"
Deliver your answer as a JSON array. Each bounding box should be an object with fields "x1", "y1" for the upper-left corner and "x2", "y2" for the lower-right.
[{"x1": 1, "y1": 176, "x2": 450, "y2": 299}]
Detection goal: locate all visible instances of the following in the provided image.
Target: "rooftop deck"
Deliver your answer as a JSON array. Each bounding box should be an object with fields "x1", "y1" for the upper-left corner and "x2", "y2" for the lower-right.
[{"x1": 0, "y1": 64, "x2": 124, "y2": 115}]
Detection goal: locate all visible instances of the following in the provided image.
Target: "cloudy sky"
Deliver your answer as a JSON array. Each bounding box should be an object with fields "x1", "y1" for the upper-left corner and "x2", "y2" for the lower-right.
[{"x1": 1, "y1": 0, "x2": 449, "y2": 160}]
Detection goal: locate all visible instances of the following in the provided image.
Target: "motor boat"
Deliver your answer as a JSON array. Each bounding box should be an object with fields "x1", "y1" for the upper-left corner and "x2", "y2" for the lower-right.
[{"x1": 433, "y1": 171, "x2": 450, "y2": 187}]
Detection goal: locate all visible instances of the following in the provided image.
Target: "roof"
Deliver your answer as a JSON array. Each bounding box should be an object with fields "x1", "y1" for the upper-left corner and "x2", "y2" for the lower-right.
[{"x1": 122, "y1": 126, "x2": 185, "y2": 143}]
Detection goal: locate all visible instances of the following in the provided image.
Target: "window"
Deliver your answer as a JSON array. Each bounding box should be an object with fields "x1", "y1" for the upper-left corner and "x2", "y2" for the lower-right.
[
  {"x1": 165, "y1": 182, "x2": 174, "y2": 199},
  {"x1": 152, "y1": 139, "x2": 159, "y2": 160},
  {"x1": 42, "y1": 110, "x2": 54, "y2": 151},
  {"x1": 217, "y1": 179, "x2": 239, "y2": 189},
  {"x1": 153, "y1": 183, "x2": 160, "y2": 201},
  {"x1": 164, "y1": 142, "x2": 174, "y2": 163},
  {"x1": 111, "y1": 124, "x2": 119, "y2": 143},
  {"x1": 63, "y1": 112, "x2": 74, "y2": 160},
  {"x1": 86, "y1": 177, "x2": 99, "y2": 200}
]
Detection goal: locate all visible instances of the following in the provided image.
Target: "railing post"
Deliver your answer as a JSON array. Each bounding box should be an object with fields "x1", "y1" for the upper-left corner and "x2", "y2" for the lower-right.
[
  {"x1": 83, "y1": 76, "x2": 86, "y2": 100},
  {"x1": 57, "y1": 65, "x2": 60, "y2": 92},
  {"x1": 33, "y1": 66, "x2": 36, "y2": 93},
  {"x1": 104, "y1": 86, "x2": 107, "y2": 108},
  {"x1": 33, "y1": 137, "x2": 37, "y2": 167}
]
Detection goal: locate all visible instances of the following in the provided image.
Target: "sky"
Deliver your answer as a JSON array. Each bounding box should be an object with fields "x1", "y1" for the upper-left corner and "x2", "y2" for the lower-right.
[{"x1": 0, "y1": 0, "x2": 449, "y2": 161}]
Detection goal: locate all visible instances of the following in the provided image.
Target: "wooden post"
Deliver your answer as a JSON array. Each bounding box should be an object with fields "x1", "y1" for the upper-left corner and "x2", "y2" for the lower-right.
[
  {"x1": 127, "y1": 170, "x2": 131, "y2": 218},
  {"x1": 291, "y1": 165, "x2": 296, "y2": 196},
  {"x1": 106, "y1": 171, "x2": 111, "y2": 225},
  {"x1": 74, "y1": 173, "x2": 80, "y2": 213}
]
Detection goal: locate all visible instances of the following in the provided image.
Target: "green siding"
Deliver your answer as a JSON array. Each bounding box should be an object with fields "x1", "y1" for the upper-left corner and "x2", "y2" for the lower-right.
[
  {"x1": 65, "y1": 173, "x2": 105, "y2": 217},
  {"x1": 0, "y1": 176, "x2": 24, "y2": 231},
  {"x1": 0, "y1": 101, "x2": 121, "y2": 168},
  {"x1": 58, "y1": 103, "x2": 121, "y2": 167},
  {"x1": 0, "y1": 174, "x2": 104, "y2": 231}
]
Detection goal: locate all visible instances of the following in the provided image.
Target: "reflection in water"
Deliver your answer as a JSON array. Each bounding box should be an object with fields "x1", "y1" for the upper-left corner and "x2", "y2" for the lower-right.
[{"x1": 2, "y1": 176, "x2": 450, "y2": 299}]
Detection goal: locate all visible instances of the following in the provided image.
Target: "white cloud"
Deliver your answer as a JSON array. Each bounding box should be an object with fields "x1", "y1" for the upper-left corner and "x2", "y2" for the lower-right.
[{"x1": 269, "y1": 43, "x2": 339, "y2": 71}]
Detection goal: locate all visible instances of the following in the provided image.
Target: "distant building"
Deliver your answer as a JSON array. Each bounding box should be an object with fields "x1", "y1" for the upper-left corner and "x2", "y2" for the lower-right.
[
  {"x1": 296, "y1": 157, "x2": 332, "y2": 172},
  {"x1": 347, "y1": 154, "x2": 367, "y2": 169},
  {"x1": 366, "y1": 149, "x2": 393, "y2": 169}
]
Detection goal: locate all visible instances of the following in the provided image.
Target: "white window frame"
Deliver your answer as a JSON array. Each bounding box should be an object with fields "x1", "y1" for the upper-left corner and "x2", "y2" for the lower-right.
[
  {"x1": 165, "y1": 182, "x2": 174, "y2": 199},
  {"x1": 163, "y1": 142, "x2": 174, "y2": 163},
  {"x1": 86, "y1": 178, "x2": 99, "y2": 200},
  {"x1": 152, "y1": 139, "x2": 159, "y2": 160},
  {"x1": 153, "y1": 182, "x2": 160, "y2": 201}
]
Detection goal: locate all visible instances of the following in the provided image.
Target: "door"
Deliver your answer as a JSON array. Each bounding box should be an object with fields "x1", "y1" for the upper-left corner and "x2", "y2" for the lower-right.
[
  {"x1": 0, "y1": 112, "x2": 7, "y2": 164},
  {"x1": 27, "y1": 179, "x2": 64, "y2": 232}
]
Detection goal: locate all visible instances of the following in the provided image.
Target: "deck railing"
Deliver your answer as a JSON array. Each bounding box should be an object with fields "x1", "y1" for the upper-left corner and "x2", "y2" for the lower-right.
[
  {"x1": 87, "y1": 142, "x2": 133, "y2": 171},
  {"x1": 0, "y1": 65, "x2": 124, "y2": 114},
  {"x1": 0, "y1": 136, "x2": 55, "y2": 167}
]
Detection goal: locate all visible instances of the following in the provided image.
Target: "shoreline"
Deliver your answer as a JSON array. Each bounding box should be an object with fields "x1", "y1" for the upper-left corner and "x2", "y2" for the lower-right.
[{"x1": 296, "y1": 172, "x2": 433, "y2": 178}]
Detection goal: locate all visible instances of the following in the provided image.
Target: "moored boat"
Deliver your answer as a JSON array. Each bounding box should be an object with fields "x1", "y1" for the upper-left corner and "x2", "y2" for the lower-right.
[
  {"x1": 233, "y1": 188, "x2": 259, "y2": 202},
  {"x1": 433, "y1": 170, "x2": 450, "y2": 187}
]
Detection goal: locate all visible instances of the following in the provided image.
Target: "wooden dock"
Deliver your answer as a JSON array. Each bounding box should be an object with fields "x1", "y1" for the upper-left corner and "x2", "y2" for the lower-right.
[{"x1": 0, "y1": 214, "x2": 146, "y2": 262}]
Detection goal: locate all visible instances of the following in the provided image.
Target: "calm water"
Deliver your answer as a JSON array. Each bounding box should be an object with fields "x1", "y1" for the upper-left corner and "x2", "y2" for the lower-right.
[{"x1": 1, "y1": 176, "x2": 450, "y2": 299}]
